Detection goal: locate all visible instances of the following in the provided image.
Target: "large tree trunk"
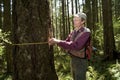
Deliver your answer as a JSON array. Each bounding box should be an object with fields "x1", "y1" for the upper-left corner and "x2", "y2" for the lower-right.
[
  {"x1": 12, "y1": 0, "x2": 58, "y2": 80},
  {"x1": 102, "y1": 0, "x2": 116, "y2": 60}
]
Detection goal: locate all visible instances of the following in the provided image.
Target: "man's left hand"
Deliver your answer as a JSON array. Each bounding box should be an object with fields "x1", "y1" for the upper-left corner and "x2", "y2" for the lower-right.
[{"x1": 48, "y1": 38, "x2": 60, "y2": 45}]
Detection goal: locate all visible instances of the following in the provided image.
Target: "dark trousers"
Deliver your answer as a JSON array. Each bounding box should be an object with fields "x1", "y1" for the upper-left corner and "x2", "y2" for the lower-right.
[{"x1": 71, "y1": 56, "x2": 88, "y2": 80}]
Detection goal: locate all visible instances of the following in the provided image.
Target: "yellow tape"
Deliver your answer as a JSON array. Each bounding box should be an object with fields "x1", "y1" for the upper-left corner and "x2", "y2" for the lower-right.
[{"x1": 11, "y1": 42, "x2": 48, "y2": 46}]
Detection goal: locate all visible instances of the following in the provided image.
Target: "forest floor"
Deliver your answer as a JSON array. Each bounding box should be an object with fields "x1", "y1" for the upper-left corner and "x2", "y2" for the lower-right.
[
  {"x1": 0, "y1": 51, "x2": 120, "y2": 80},
  {"x1": 86, "y1": 53, "x2": 120, "y2": 80}
]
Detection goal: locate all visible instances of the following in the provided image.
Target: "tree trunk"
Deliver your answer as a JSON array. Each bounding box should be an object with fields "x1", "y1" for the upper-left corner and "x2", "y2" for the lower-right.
[
  {"x1": 67, "y1": 0, "x2": 70, "y2": 33},
  {"x1": 65, "y1": 0, "x2": 69, "y2": 37},
  {"x1": 78, "y1": 0, "x2": 81, "y2": 12},
  {"x1": 12, "y1": 0, "x2": 58, "y2": 80},
  {"x1": 114, "y1": 0, "x2": 120, "y2": 19},
  {"x1": 92, "y1": 0, "x2": 99, "y2": 47},
  {"x1": 102, "y1": 0, "x2": 116, "y2": 60},
  {"x1": 71, "y1": 0, "x2": 74, "y2": 29},
  {"x1": 3, "y1": 0, "x2": 13, "y2": 73},
  {"x1": 55, "y1": 0, "x2": 58, "y2": 38},
  {"x1": 0, "y1": 0, "x2": 2, "y2": 28},
  {"x1": 75, "y1": 0, "x2": 78, "y2": 13},
  {"x1": 85, "y1": 0, "x2": 92, "y2": 30},
  {"x1": 92, "y1": 0, "x2": 98, "y2": 29},
  {"x1": 61, "y1": 0, "x2": 66, "y2": 39},
  {"x1": 98, "y1": 0, "x2": 102, "y2": 24}
]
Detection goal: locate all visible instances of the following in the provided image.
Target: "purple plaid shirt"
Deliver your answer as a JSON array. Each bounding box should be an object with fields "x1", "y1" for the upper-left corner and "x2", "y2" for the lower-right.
[{"x1": 57, "y1": 27, "x2": 90, "y2": 51}]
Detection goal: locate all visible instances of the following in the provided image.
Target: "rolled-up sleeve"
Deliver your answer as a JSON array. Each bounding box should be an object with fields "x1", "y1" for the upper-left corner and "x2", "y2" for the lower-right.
[{"x1": 57, "y1": 32, "x2": 90, "y2": 51}]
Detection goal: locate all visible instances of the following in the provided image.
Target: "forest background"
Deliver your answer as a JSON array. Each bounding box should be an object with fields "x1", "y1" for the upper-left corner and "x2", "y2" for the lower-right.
[{"x1": 0, "y1": 0, "x2": 120, "y2": 80}]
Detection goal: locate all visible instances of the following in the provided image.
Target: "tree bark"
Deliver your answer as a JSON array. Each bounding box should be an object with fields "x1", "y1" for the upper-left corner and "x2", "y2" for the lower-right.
[
  {"x1": 91, "y1": 0, "x2": 99, "y2": 47},
  {"x1": 85, "y1": 0, "x2": 92, "y2": 30},
  {"x1": 77, "y1": 0, "x2": 80, "y2": 12},
  {"x1": 12, "y1": 0, "x2": 58, "y2": 80},
  {"x1": 3, "y1": 0, "x2": 13, "y2": 73},
  {"x1": 0, "y1": 0, "x2": 2, "y2": 28},
  {"x1": 55, "y1": 0, "x2": 57, "y2": 38},
  {"x1": 114, "y1": 0, "x2": 120, "y2": 20},
  {"x1": 98, "y1": 0, "x2": 102, "y2": 24},
  {"x1": 102, "y1": 0, "x2": 116, "y2": 60},
  {"x1": 71, "y1": 0, "x2": 74, "y2": 29},
  {"x1": 67, "y1": 0, "x2": 70, "y2": 33},
  {"x1": 75, "y1": 0, "x2": 78, "y2": 13},
  {"x1": 61, "y1": 0, "x2": 66, "y2": 39}
]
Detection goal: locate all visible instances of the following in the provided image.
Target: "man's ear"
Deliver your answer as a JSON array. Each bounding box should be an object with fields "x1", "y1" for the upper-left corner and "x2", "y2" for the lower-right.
[{"x1": 81, "y1": 20, "x2": 85, "y2": 24}]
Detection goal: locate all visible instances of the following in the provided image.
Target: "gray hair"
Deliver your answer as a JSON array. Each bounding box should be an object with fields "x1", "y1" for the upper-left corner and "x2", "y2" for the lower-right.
[{"x1": 74, "y1": 12, "x2": 87, "y2": 21}]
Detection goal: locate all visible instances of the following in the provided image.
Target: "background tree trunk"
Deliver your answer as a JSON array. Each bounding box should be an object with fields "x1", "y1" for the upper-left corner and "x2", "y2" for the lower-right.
[
  {"x1": 114, "y1": 0, "x2": 120, "y2": 19},
  {"x1": 3, "y1": 0, "x2": 13, "y2": 73},
  {"x1": 78, "y1": 0, "x2": 81, "y2": 12},
  {"x1": 71, "y1": 0, "x2": 74, "y2": 28},
  {"x1": 91, "y1": 0, "x2": 99, "y2": 48},
  {"x1": 67, "y1": 0, "x2": 70, "y2": 33},
  {"x1": 85, "y1": 0, "x2": 92, "y2": 30},
  {"x1": 75, "y1": 0, "x2": 78, "y2": 13},
  {"x1": 54, "y1": 0, "x2": 58, "y2": 38},
  {"x1": 98, "y1": 0, "x2": 102, "y2": 24},
  {"x1": 102, "y1": 0, "x2": 116, "y2": 60},
  {"x1": 0, "y1": 0, "x2": 2, "y2": 28},
  {"x1": 12, "y1": 0, "x2": 58, "y2": 80},
  {"x1": 61, "y1": 0, "x2": 66, "y2": 39}
]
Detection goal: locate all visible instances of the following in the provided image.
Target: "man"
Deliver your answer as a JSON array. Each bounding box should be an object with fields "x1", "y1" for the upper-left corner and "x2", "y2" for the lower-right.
[{"x1": 49, "y1": 12, "x2": 90, "y2": 80}]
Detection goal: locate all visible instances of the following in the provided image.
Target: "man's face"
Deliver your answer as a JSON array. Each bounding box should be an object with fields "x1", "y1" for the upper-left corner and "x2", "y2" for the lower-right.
[{"x1": 73, "y1": 16, "x2": 84, "y2": 28}]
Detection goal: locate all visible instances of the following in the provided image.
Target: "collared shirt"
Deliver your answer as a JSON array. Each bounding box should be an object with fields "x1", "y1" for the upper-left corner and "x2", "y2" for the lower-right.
[{"x1": 57, "y1": 27, "x2": 90, "y2": 51}]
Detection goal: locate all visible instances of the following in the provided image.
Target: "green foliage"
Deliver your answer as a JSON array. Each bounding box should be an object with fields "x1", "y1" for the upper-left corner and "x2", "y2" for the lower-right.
[
  {"x1": 115, "y1": 34, "x2": 120, "y2": 51},
  {"x1": 0, "y1": 29, "x2": 11, "y2": 80},
  {"x1": 0, "y1": 73, "x2": 12, "y2": 80},
  {"x1": 92, "y1": 23, "x2": 104, "y2": 50},
  {"x1": 87, "y1": 66, "x2": 98, "y2": 80},
  {"x1": 113, "y1": 18, "x2": 120, "y2": 35},
  {"x1": 92, "y1": 18, "x2": 120, "y2": 51},
  {"x1": 0, "y1": 46, "x2": 4, "y2": 56},
  {"x1": 113, "y1": 18, "x2": 120, "y2": 51},
  {"x1": 54, "y1": 46, "x2": 72, "y2": 80},
  {"x1": 0, "y1": 29, "x2": 11, "y2": 45},
  {"x1": 0, "y1": 29, "x2": 6, "y2": 70},
  {"x1": 0, "y1": 28, "x2": 10, "y2": 60},
  {"x1": 86, "y1": 53, "x2": 120, "y2": 80},
  {"x1": 108, "y1": 60, "x2": 120, "y2": 80}
]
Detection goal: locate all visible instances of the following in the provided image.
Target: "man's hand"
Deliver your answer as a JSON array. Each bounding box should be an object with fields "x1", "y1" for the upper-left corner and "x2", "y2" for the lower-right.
[{"x1": 48, "y1": 38, "x2": 61, "y2": 45}]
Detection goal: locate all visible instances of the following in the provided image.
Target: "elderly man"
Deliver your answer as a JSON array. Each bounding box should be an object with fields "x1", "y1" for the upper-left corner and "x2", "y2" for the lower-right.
[{"x1": 49, "y1": 12, "x2": 90, "y2": 80}]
